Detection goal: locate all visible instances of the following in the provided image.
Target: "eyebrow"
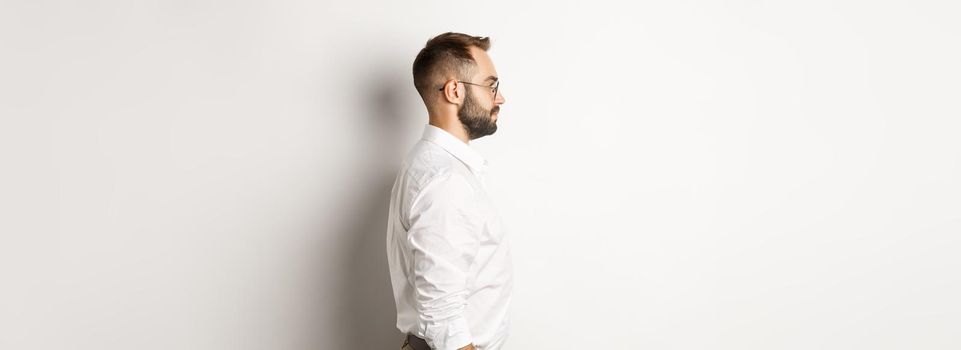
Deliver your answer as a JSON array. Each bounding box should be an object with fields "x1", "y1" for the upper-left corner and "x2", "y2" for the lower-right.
[{"x1": 484, "y1": 76, "x2": 499, "y2": 84}]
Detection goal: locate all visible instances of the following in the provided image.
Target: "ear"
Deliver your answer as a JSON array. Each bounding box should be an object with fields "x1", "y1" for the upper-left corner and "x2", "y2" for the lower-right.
[{"x1": 440, "y1": 79, "x2": 463, "y2": 104}]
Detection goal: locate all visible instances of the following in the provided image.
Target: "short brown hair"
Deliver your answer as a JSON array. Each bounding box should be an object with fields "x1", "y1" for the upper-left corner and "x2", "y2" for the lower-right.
[{"x1": 412, "y1": 32, "x2": 491, "y2": 100}]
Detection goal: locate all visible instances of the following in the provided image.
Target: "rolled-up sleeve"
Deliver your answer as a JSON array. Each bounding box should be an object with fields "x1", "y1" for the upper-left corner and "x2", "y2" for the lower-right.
[{"x1": 406, "y1": 172, "x2": 482, "y2": 350}]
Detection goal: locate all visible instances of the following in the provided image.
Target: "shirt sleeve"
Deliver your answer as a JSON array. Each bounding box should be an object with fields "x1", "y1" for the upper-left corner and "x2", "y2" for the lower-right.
[{"x1": 406, "y1": 172, "x2": 482, "y2": 350}]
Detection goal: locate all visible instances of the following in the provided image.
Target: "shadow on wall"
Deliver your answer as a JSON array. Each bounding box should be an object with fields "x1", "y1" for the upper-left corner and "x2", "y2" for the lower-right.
[{"x1": 323, "y1": 64, "x2": 413, "y2": 349}]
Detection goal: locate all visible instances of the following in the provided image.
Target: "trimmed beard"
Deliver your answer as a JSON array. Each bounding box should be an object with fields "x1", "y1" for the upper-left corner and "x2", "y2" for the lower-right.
[{"x1": 458, "y1": 87, "x2": 499, "y2": 140}]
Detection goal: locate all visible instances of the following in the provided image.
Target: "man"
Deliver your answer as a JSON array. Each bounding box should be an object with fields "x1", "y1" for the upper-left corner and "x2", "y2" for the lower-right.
[{"x1": 386, "y1": 32, "x2": 511, "y2": 350}]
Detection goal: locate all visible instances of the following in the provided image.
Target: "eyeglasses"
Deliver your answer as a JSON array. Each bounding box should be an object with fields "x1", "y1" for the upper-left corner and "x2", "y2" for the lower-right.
[{"x1": 438, "y1": 80, "x2": 500, "y2": 100}]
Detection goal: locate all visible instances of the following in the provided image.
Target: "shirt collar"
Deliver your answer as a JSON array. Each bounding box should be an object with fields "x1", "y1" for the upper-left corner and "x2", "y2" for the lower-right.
[{"x1": 421, "y1": 123, "x2": 489, "y2": 175}]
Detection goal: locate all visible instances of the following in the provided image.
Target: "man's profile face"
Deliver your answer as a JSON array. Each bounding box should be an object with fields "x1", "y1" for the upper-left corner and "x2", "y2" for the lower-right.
[{"x1": 458, "y1": 47, "x2": 506, "y2": 140}]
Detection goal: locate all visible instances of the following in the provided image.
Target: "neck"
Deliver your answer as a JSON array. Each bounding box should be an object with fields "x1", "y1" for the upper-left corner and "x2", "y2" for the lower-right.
[{"x1": 428, "y1": 115, "x2": 470, "y2": 144}]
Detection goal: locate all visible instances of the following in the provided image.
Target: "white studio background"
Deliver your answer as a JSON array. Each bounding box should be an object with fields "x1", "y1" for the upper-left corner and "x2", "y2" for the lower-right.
[{"x1": 1, "y1": 1, "x2": 959, "y2": 349}]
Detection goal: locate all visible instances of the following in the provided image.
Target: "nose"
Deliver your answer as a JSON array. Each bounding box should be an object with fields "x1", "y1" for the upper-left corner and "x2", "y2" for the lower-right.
[{"x1": 495, "y1": 90, "x2": 506, "y2": 105}]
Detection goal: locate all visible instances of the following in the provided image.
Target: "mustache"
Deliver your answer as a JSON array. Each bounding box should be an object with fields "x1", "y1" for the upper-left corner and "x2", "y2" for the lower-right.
[{"x1": 491, "y1": 106, "x2": 500, "y2": 114}]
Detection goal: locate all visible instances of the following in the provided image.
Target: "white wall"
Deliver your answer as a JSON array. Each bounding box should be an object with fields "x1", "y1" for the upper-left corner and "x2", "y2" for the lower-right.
[{"x1": 2, "y1": 1, "x2": 959, "y2": 349}]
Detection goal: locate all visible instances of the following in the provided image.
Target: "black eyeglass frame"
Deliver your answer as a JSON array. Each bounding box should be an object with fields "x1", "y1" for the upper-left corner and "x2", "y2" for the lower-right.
[{"x1": 438, "y1": 80, "x2": 500, "y2": 100}]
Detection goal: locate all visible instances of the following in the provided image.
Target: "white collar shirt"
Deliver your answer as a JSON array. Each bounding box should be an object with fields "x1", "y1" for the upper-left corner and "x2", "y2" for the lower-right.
[{"x1": 386, "y1": 124, "x2": 513, "y2": 350}]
